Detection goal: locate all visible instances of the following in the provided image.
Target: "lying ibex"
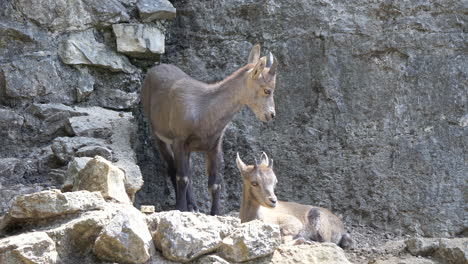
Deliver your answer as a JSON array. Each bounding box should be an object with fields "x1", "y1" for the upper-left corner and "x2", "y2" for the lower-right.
[
  {"x1": 141, "y1": 44, "x2": 278, "y2": 215},
  {"x1": 236, "y1": 152, "x2": 353, "y2": 248}
]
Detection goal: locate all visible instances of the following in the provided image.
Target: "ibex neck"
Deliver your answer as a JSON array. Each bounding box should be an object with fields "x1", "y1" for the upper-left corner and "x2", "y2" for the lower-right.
[
  {"x1": 240, "y1": 185, "x2": 261, "y2": 223},
  {"x1": 204, "y1": 66, "x2": 252, "y2": 129}
]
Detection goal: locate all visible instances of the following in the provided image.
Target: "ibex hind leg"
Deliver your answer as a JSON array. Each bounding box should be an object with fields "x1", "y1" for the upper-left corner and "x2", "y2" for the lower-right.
[{"x1": 155, "y1": 138, "x2": 177, "y2": 190}]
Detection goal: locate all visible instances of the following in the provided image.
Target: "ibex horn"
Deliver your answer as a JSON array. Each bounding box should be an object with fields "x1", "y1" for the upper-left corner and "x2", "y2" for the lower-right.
[
  {"x1": 253, "y1": 157, "x2": 259, "y2": 171},
  {"x1": 269, "y1": 159, "x2": 274, "y2": 168},
  {"x1": 266, "y1": 52, "x2": 274, "y2": 68}
]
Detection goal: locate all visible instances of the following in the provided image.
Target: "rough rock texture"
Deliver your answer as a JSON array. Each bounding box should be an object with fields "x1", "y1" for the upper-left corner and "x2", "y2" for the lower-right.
[
  {"x1": 219, "y1": 220, "x2": 281, "y2": 262},
  {"x1": 0, "y1": 232, "x2": 58, "y2": 264},
  {"x1": 405, "y1": 237, "x2": 468, "y2": 264},
  {"x1": 133, "y1": 0, "x2": 468, "y2": 238},
  {"x1": 59, "y1": 29, "x2": 137, "y2": 73},
  {"x1": 113, "y1": 23, "x2": 165, "y2": 57},
  {"x1": 256, "y1": 243, "x2": 351, "y2": 264},
  {"x1": 137, "y1": 0, "x2": 176, "y2": 22},
  {"x1": 3, "y1": 189, "x2": 104, "y2": 220},
  {"x1": 93, "y1": 207, "x2": 154, "y2": 263},
  {"x1": 154, "y1": 211, "x2": 240, "y2": 262},
  {"x1": 73, "y1": 156, "x2": 131, "y2": 204}
]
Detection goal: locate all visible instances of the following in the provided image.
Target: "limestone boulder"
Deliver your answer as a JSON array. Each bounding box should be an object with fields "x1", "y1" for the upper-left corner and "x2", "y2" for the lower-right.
[
  {"x1": 137, "y1": 0, "x2": 176, "y2": 22},
  {"x1": 433, "y1": 238, "x2": 468, "y2": 264},
  {"x1": 62, "y1": 157, "x2": 92, "y2": 192},
  {"x1": 59, "y1": 29, "x2": 136, "y2": 73},
  {"x1": 0, "y1": 232, "x2": 58, "y2": 264},
  {"x1": 45, "y1": 209, "x2": 114, "y2": 258},
  {"x1": 8, "y1": 189, "x2": 105, "y2": 219},
  {"x1": 113, "y1": 23, "x2": 165, "y2": 58},
  {"x1": 154, "y1": 211, "x2": 240, "y2": 262},
  {"x1": 405, "y1": 237, "x2": 440, "y2": 256},
  {"x1": 219, "y1": 220, "x2": 281, "y2": 262},
  {"x1": 73, "y1": 156, "x2": 131, "y2": 204},
  {"x1": 93, "y1": 207, "x2": 154, "y2": 263},
  {"x1": 260, "y1": 243, "x2": 351, "y2": 264}
]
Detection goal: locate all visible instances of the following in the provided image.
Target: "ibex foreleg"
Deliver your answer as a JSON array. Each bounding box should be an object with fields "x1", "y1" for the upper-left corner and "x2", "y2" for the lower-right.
[{"x1": 206, "y1": 140, "x2": 223, "y2": 215}]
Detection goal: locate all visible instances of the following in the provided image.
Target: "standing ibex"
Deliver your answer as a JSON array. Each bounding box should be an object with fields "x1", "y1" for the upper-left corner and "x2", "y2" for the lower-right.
[
  {"x1": 141, "y1": 44, "x2": 278, "y2": 215},
  {"x1": 236, "y1": 152, "x2": 353, "y2": 248}
]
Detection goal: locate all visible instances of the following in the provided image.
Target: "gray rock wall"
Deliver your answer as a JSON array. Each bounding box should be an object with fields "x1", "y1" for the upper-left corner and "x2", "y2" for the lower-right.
[
  {"x1": 0, "y1": 0, "x2": 172, "y2": 215},
  {"x1": 136, "y1": 0, "x2": 467, "y2": 237}
]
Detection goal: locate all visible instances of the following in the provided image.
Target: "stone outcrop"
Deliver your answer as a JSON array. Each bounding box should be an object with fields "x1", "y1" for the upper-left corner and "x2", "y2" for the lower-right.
[
  {"x1": 0, "y1": 232, "x2": 58, "y2": 264},
  {"x1": 262, "y1": 243, "x2": 351, "y2": 264},
  {"x1": 73, "y1": 156, "x2": 131, "y2": 204},
  {"x1": 219, "y1": 220, "x2": 281, "y2": 262},
  {"x1": 93, "y1": 207, "x2": 154, "y2": 263},
  {"x1": 405, "y1": 237, "x2": 468, "y2": 264},
  {"x1": 0, "y1": 189, "x2": 105, "y2": 232},
  {"x1": 153, "y1": 211, "x2": 240, "y2": 262},
  {"x1": 59, "y1": 30, "x2": 137, "y2": 74},
  {"x1": 113, "y1": 24, "x2": 165, "y2": 58}
]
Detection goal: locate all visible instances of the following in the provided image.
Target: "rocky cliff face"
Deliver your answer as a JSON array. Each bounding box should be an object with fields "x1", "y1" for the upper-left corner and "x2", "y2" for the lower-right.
[
  {"x1": 141, "y1": 0, "x2": 466, "y2": 237},
  {"x1": 1, "y1": 0, "x2": 466, "y2": 243}
]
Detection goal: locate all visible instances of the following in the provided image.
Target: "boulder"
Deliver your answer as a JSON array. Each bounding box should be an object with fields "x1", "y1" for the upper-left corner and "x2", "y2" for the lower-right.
[
  {"x1": 2, "y1": 189, "x2": 105, "y2": 222},
  {"x1": 93, "y1": 207, "x2": 154, "y2": 263},
  {"x1": 154, "y1": 211, "x2": 240, "y2": 262},
  {"x1": 113, "y1": 24, "x2": 165, "y2": 58},
  {"x1": 96, "y1": 88, "x2": 139, "y2": 110},
  {"x1": 434, "y1": 238, "x2": 468, "y2": 264},
  {"x1": 11, "y1": 0, "x2": 129, "y2": 32},
  {"x1": 405, "y1": 237, "x2": 440, "y2": 256},
  {"x1": 137, "y1": 0, "x2": 176, "y2": 22},
  {"x1": 62, "y1": 157, "x2": 93, "y2": 191},
  {"x1": 59, "y1": 29, "x2": 136, "y2": 73},
  {"x1": 261, "y1": 243, "x2": 351, "y2": 264},
  {"x1": 0, "y1": 184, "x2": 44, "y2": 216},
  {"x1": 0, "y1": 232, "x2": 58, "y2": 264},
  {"x1": 75, "y1": 145, "x2": 113, "y2": 161},
  {"x1": 1, "y1": 57, "x2": 60, "y2": 99},
  {"x1": 219, "y1": 220, "x2": 281, "y2": 262},
  {"x1": 73, "y1": 156, "x2": 131, "y2": 204},
  {"x1": 45, "y1": 209, "x2": 114, "y2": 257}
]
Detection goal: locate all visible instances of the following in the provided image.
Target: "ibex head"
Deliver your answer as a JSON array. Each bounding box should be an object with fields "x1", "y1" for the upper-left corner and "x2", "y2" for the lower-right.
[
  {"x1": 244, "y1": 44, "x2": 278, "y2": 122},
  {"x1": 236, "y1": 152, "x2": 278, "y2": 208}
]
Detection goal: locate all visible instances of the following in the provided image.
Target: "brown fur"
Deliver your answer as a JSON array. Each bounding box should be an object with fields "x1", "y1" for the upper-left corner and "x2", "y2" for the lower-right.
[
  {"x1": 141, "y1": 44, "x2": 278, "y2": 215},
  {"x1": 236, "y1": 152, "x2": 353, "y2": 248}
]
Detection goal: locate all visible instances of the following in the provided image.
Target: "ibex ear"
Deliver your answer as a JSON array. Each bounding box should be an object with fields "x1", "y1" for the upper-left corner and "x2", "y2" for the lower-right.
[
  {"x1": 248, "y1": 44, "x2": 261, "y2": 64},
  {"x1": 250, "y1": 57, "x2": 266, "y2": 80},
  {"x1": 260, "y1": 152, "x2": 269, "y2": 166},
  {"x1": 236, "y1": 152, "x2": 248, "y2": 173}
]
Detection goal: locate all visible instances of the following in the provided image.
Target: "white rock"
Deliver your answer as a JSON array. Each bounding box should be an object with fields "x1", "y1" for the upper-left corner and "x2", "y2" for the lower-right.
[
  {"x1": 62, "y1": 157, "x2": 92, "y2": 191},
  {"x1": 59, "y1": 29, "x2": 136, "y2": 73},
  {"x1": 93, "y1": 207, "x2": 155, "y2": 263},
  {"x1": 7, "y1": 189, "x2": 105, "y2": 219},
  {"x1": 262, "y1": 243, "x2": 352, "y2": 264},
  {"x1": 113, "y1": 24, "x2": 165, "y2": 57},
  {"x1": 219, "y1": 220, "x2": 281, "y2": 262},
  {"x1": 73, "y1": 156, "x2": 131, "y2": 204},
  {"x1": 0, "y1": 232, "x2": 58, "y2": 264},
  {"x1": 154, "y1": 211, "x2": 240, "y2": 262}
]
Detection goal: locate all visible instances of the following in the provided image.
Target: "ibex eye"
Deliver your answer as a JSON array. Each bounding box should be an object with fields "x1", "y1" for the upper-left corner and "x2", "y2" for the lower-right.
[
  {"x1": 251, "y1": 181, "x2": 259, "y2": 187},
  {"x1": 264, "y1": 89, "x2": 271, "y2": 95}
]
